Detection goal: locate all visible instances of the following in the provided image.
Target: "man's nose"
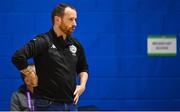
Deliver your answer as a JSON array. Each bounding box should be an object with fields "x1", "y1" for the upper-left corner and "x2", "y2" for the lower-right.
[{"x1": 73, "y1": 20, "x2": 77, "y2": 27}]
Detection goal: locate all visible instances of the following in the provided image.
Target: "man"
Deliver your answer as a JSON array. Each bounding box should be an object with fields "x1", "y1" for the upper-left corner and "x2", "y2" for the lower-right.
[
  {"x1": 10, "y1": 64, "x2": 35, "y2": 111},
  {"x1": 12, "y1": 3, "x2": 88, "y2": 111}
]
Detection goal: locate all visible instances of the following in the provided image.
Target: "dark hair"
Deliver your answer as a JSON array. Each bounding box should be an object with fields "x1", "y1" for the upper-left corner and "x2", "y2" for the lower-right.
[{"x1": 51, "y1": 3, "x2": 76, "y2": 25}]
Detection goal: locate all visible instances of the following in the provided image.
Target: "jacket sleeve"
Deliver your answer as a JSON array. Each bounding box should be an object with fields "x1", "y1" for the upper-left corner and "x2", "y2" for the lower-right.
[
  {"x1": 12, "y1": 36, "x2": 49, "y2": 70},
  {"x1": 76, "y1": 43, "x2": 88, "y2": 74}
]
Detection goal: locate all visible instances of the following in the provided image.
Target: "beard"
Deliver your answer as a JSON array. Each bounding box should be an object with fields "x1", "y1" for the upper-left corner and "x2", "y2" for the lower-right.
[{"x1": 59, "y1": 23, "x2": 75, "y2": 36}]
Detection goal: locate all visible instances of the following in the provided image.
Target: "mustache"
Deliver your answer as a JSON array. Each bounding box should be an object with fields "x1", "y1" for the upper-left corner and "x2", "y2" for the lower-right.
[
  {"x1": 72, "y1": 26, "x2": 75, "y2": 28},
  {"x1": 71, "y1": 27, "x2": 76, "y2": 30}
]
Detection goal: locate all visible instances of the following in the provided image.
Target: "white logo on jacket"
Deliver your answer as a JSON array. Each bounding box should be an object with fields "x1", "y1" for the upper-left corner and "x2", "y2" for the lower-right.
[
  {"x1": 51, "y1": 44, "x2": 57, "y2": 49},
  {"x1": 69, "y1": 45, "x2": 77, "y2": 56}
]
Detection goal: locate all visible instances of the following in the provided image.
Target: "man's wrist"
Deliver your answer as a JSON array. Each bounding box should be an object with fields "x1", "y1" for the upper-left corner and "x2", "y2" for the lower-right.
[{"x1": 80, "y1": 83, "x2": 86, "y2": 89}]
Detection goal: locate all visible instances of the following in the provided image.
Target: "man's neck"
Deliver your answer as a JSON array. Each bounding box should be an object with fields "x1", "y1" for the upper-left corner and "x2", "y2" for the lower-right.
[{"x1": 53, "y1": 26, "x2": 67, "y2": 40}]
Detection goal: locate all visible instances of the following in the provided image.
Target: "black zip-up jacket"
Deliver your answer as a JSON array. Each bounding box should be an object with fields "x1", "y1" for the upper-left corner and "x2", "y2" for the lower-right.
[{"x1": 12, "y1": 29, "x2": 88, "y2": 103}]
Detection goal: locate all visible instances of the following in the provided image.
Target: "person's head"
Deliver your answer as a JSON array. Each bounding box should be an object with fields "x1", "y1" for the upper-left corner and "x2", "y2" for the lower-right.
[
  {"x1": 21, "y1": 64, "x2": 36, "y2": 93},
  {"x1": 52, "y1": 3, "x2": 77, "y2": 36}
]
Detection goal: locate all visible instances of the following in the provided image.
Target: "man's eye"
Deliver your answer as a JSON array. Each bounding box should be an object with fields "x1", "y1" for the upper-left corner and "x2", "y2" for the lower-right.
[
  {"x1": 69, "y1": 18, "x2": 73, "y2": 21},
  {"x1": 70, "y1": 18, "x2": 76, "y2": 21}
]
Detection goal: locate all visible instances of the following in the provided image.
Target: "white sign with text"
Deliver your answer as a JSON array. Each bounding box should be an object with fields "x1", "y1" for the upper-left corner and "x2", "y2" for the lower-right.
[{"x1": 147, "y1": 36, "x2": 177, "y2": 56}]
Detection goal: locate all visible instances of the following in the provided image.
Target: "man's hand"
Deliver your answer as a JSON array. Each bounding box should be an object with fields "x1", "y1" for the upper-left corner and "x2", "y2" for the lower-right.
[
  {"x1": 73, "y1": 72, "x2": 88, "y2": 104},
  {"x1": 73, "y1": 85, "x2": 85, "y2": 104}
]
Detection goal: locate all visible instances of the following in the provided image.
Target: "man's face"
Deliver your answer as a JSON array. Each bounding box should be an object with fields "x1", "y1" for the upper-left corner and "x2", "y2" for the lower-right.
[{"x1": 59, "y1": 7, "x2": 77, "y2": 36}]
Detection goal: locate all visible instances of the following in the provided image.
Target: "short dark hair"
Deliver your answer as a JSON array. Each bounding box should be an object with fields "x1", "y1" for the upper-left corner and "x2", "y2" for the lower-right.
[{"x1": 51, "y1": 3, "x2": 76, "y2": 25}]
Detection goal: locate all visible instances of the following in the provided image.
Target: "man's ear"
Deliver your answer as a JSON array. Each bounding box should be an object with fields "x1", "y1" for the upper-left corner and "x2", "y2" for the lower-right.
[{"x1": 54, "y1": 16, "x2": 61, "y2": 24}]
